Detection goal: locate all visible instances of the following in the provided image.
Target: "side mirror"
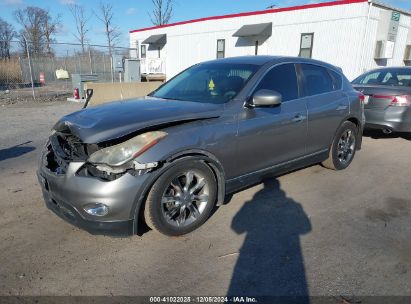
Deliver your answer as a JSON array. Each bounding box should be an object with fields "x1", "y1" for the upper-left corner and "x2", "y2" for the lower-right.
[{"x1": 251, "y1": 89, "x2": 282, "y2": 107}]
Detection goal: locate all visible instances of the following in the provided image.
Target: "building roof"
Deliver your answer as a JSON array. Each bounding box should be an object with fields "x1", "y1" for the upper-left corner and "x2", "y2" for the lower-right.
[
  {"x1": 371, "y1": 0, "x2": 411, "y2": 16},
  {"x1": 130, "y1": 0, "x2": 368, "y2": 34}
]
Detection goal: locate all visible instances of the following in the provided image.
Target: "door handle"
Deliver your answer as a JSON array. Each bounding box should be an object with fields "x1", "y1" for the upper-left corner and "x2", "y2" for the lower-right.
[
  {"x1": 292, "y1": 114, "x2": 306, "y2": 123},
  {"x1": 337, "y1": 105, "x2": 348, "y2": 111}
]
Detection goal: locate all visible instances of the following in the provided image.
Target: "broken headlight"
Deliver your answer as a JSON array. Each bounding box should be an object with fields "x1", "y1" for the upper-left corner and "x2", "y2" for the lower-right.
[{"x1": 88, "y1": 131, "x2": 167, "y2": 169}]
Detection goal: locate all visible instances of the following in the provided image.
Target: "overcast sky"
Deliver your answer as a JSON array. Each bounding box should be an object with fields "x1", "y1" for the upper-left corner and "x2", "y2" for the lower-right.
[{"x1": 0, "y1": 0, "x2": 410, "y2": 47}]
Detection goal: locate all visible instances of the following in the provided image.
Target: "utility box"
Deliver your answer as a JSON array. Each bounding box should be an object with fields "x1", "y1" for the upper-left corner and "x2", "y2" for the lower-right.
[
  {"x1": 112, "y1": 55, "x2": 125, "y2": 72},
  {"x1": 374, "y1": 40, "x2": 394, "y2": 59},
  {"x1": 124, "y1": 59, "x2": 141, "y2": 83},
  {"x1": 72, "y1": 74, "x2": 98, "y2": 99},
  {"x1": 405, "y1": 45, "x2": 411, "y2": 62}
]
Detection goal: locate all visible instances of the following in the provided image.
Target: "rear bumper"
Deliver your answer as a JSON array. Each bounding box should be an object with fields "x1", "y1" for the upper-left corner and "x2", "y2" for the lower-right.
[{"x1": 364, "y1": 107, "x2": 411, "y2": 132}]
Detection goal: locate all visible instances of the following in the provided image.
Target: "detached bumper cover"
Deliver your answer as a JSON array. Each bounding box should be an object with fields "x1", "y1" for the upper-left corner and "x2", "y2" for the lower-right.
[
  {"x1": 37, "y1": 159, "x2": 151, "y2": 236},
  {"x1": 364, "y1": 107, "x2": 411, "y2": 132}
]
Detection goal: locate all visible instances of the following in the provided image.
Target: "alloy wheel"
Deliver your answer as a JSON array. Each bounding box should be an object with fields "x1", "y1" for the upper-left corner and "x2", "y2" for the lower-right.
[
  {"x1": 161, "y1": 171, "x2": 209, "y2": 227},
  {"x1": 337, "y1": 129, "x2": 356, "y2": 165}
]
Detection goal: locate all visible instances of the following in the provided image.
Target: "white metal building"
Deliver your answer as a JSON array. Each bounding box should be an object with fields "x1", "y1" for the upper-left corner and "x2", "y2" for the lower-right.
[{"x1": 129, "y1": 0, "x2": 411, "y2": 81}]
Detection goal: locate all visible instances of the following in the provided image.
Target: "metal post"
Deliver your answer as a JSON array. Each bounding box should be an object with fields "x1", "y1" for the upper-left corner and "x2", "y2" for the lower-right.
[
  {"x1": 92, "y1": 51, "x2": 96, "y2": 76},
  {"x1": 52, "y1": 56, "x2": 57, "y2": 81},
  {"x1": 110, "y1": 54, "x2": 114, "y2": 83},
  {"x1": 18, "y1": 57, "x2": 24, "y2": 82},
  {"x1": 6, "y1": 57, "x2": 9, "y2": 85},
  {"x1": 65, "y1": 50, "x2": 68, "y2": 90},
  {"x1": 74, "y1": 49, "x2": 78, "y2": 74},
  {"x1": 78, "y1": 53, "x2": 81, "y2": 74},
  {"x1": 23, "y1": 35, "x2": 35, "y2": 100},
  {"x1": 64, "y1": 50, "x2": 68, "y2": 71},
  {"x1": 102, "y1": 53, "x2": 106, "y2": 82},
  {"x1": 88, "y1": 45, "x2": 93, "y2": 74},
  {"x1": 109, "y1": 45, "x2": 114, "y2": 83}
]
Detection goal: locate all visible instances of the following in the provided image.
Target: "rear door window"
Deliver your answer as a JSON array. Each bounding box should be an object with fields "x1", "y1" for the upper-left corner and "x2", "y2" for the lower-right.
[
  {"x1": 301, "y1": 64, "x2": 334, "y2": 96},
  {"x1": 254, "y1": 63, "x2": 299, "y2": 102}
]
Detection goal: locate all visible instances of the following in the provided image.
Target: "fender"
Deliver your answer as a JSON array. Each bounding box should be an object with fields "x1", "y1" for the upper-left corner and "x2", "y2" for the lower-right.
[{"x1": 131, "y1": 152, "x2": 226, "y2": 235}]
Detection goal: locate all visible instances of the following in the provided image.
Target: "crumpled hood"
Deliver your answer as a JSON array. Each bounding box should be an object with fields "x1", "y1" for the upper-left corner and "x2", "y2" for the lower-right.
[{"x1": 54, "y1": 98, "x2": 223, "y2": 144}]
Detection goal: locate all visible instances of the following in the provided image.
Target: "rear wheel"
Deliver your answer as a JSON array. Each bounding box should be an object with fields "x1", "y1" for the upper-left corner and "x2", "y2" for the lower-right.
[
  {"x1": 144, "y1": 160, "x2": 217, "y2": 236},
  {"x1": 322, "y1": 121, "x2": 358, "y2": 170}
]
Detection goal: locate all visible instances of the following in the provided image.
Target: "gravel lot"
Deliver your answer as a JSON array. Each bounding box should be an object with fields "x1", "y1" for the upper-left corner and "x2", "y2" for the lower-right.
[
  {"x1": 0, "y1": 102, "x2": 410, "y2": 299},
  {"x1": 0, "y1": 85, "x2": 71, "y2": 106}
]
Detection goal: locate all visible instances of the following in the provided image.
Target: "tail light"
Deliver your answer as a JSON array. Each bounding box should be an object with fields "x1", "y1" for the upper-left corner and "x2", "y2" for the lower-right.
[
  {"x1": 391, "y1": 95, "x2": 411, "y2": 107},
  {"x1": 373, "y1": 95, "x2": 410, "y2": 107},
  {"x1": 357, "y1": 92, "x2": 365, "y2": 107},
  {"x1": 358, "y1": 92, "x2": 365, "y2": 102}
]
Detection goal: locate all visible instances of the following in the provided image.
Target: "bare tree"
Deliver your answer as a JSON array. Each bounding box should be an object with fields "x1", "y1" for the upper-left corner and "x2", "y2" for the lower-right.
[
  {"x1": 150, "y1": 0, "x2": 174, "y2": 26},
  {"x1": 15, "y1": 7, "x2": 47, "y2": 55},
  {"x1": 68, "y1": 4, "x2": 89, "y2": 53},
  {"x1": 0, "y1": 18, "x2": 16, "y2": 59},
  {"x1": 14, "y1": 6, "x2": 59, "y2": 56},
  {"x1": 95, "y1": 2, "x2": 121, "y2": 53},
  {"x1": 43, "y1": 10, "x2": 61, "y2": 57}
]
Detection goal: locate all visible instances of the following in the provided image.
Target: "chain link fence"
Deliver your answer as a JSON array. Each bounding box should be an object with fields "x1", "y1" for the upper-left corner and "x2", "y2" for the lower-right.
[{"x1": 0, "y1": 41, "x2": 137, "y2": 104}]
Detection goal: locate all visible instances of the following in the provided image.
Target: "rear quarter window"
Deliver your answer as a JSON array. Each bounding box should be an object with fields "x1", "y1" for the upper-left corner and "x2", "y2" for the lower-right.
[
  {"x1": 301, "y1": 64, "x2": 334, "y2": 96},
  {"x1": 355, "y1": 72, "x2": 380, "y2": 85},
  {"x1": 328, "y1": 69, "x2": 343, "y2": 90}
]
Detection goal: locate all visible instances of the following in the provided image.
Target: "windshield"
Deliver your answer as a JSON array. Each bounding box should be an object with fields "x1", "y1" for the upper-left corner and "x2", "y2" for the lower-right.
[
  {"x1": 352, "y1": 68, "x2": 411, "y2": 87},
  {"x1": 150, "y1": 62, "x2": 259, "y2": 104}
]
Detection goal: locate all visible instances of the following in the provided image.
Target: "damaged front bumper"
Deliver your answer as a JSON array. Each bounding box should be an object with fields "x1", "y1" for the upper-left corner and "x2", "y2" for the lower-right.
[{"x1": 37, "y1": 158, "x2": 152, "y2": 236}]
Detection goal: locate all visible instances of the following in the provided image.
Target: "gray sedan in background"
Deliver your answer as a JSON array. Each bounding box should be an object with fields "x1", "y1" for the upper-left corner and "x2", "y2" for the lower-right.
[
  {"x1": 37, "y1": 56, "x2": 363, "y2": 236},
  {"x1": 352, "y1": 67, "x2": 411, "y2": 134}
]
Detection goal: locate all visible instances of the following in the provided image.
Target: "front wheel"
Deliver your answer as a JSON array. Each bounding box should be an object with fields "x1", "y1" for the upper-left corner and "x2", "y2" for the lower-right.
[
  {"x1": 322, "y1": 121, "x2": 358, "y2": 170},
  {"x1": 144, "y1": 160, "x2": 217, "y2": 236}
]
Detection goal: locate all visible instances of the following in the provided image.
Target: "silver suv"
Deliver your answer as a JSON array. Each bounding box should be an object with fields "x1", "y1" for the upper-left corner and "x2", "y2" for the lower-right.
[{"x1": 37, "y1": 56, "x2": 364, "y2": 236}]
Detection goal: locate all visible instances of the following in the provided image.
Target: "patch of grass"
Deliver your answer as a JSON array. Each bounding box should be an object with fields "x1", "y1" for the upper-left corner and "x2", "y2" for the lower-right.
[{"x1": 0, "y1": 58, "x2": 23, "y2": 84}]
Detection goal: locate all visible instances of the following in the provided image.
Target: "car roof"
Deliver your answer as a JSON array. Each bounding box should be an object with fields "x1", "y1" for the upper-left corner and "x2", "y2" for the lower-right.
[
  {"x1": 199, "y1": 56, "x2": 280, "y2": 66},
  {"x1": 361, "y1": 66, "x2": 411, "y2": 74},
  {"x1": 199, "y1": 55, "x2": 341, "y2": 72}
]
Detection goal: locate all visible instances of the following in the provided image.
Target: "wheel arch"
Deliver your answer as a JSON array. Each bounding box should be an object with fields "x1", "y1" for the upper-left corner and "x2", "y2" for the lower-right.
[
  {"x1": 330, "y1": 115, "x2": 363, "y2": 151},
  {"x1": 346, "y1": 116, "x2": 360, "y2": 129},
  {"x1": 132, "y1": 150, "x2": 226, "y2": 235},
  {"x1": 345, "y1": 116, "x2": 363, "y2": 150},
  {"x1": 166, "y1": 150, "x2": 226, "y2": 207}
]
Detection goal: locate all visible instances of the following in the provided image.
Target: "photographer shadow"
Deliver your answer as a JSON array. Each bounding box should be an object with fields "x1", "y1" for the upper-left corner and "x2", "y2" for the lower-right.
[
  {"x1": 0, "y1": 141, "x2": 35, "y2": 162},
  {"x1": 228, "y1": 179, "x2": 311, "y2": 303}
]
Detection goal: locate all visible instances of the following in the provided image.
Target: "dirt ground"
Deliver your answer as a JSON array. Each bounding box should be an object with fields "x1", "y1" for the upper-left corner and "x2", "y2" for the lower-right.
[{"x1": 0, "y1": 101, "x2": 410, "y2": 300}]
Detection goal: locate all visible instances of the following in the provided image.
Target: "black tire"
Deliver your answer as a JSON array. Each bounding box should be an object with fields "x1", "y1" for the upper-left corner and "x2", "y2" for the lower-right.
[
  {"x1": 144, "y1": 160, "x2": 217, "y2": 236},
  {"x1": 322, "y1": 121, "x2": 358, "y2": 170}
]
